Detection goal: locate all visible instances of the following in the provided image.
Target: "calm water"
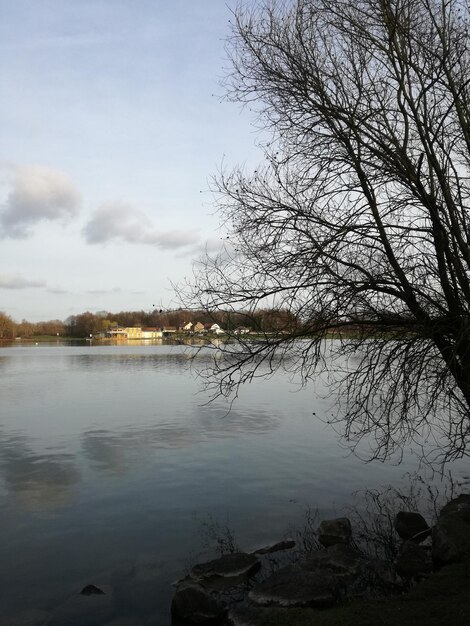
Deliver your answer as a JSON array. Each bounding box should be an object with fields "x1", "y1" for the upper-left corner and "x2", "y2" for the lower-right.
[{"x1": 0, "y1": 343, "x2": 464, "y2": 624}]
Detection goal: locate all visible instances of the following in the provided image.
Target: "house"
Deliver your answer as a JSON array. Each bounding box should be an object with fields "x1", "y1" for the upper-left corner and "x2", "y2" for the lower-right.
[
  {"x1": 209, "y1": 323, "x2": 225, "y2": 335},
  {"x1": 234, "y1": 327, "x2": 251, "y2": 335},
  {"x1": 182, "y1": 322, "x2": 193, "y2": 332},
  {"x1": 193, "y1": 322, "x2": 205, "y2": 333},
  {"x1": 142, "y1": 327, "x2": 163, "y2": 339},
  {"x1": 125, "y1": 327, "x2": 143, "y2": 340},
  {"x1": 107, "y1": 327, "x2": 128, "y2": 338}
]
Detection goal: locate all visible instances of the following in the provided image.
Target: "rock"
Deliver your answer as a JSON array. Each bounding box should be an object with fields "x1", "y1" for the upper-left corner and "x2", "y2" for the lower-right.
[
  {"x1": 171, "y1": 582, "x2": 226, "y2": 624},
  {"x1": 80, "y1": 584, "x2": 105, "y2": 595},
  {"x1": 432, "y1": 520, "x2": 462, "y2": 565},
  {"x1": 249, "y1": 565, "x2": 337, "y2": 607},
  {"x1": 48, "y1": 585, "x2": 115, "y2": 626},
  {"x1": 249, "y1": 544, "x2": 364, "y2": 608},
  {"x1": 440, "y1": 494, "x2": 470, "y2": 522},
  {"x1": 366, "y1": 558, "x2": 401, "y2": 592},
  {"x1": 432, "y1": 494, "x2": 470, "y2": 565},
  {"x1": 227, "y1": 602, "x2": 277, "y2": 626},
  {"x1": 318, "y1": 517, "x2": 352, "y2": 547},
  {"x1": 190, "y1": 553, "x2": 261, "y2": 583},
  {"x1": 394, "y1": 541, "x2": 432, "y2": 579},
  {"x1": 253, "y1": 539, "x2": 295, "y2": 555},
  {"x1": 394, "y1": 511, "x2": 431, "y2": 542},
  {"x1": 323, "y1": 543, "x2": 364, "y2": 580}
]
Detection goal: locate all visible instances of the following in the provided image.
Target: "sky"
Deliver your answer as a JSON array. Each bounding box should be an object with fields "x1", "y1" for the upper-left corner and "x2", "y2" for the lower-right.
[{"x1": 0, "y1": 0, "x2": 261, "y2": 322}]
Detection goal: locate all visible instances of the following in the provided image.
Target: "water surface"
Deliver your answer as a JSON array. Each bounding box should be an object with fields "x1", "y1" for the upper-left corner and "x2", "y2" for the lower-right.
[{"x1": 0, "y1": 343, "x2": 462, "y2": 624}]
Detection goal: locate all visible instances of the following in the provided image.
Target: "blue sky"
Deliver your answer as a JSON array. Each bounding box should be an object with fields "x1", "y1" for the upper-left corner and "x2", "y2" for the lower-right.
[{"x1": 0, "y1": 0, "x2": 260, "y2": 321}]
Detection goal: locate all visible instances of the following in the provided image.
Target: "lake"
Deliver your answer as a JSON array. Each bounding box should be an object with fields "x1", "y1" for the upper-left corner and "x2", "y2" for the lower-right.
[{"x1": 0, "y1": 342, "x2": 465, "y2": 624}]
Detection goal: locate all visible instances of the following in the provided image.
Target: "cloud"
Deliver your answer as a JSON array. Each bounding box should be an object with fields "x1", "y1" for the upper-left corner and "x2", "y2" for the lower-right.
[
  {"x1": 0, "y1": 435, "x2": 80, "y2": 511},
  {"x1": 86, "y1": 287, "x2": 122, "y2": 295},
  {"x1": 83, "y1": 202, "x2": 199, "y2": 250},
  {"x1": 1, "y1": 165, "x2": 81, "y2": 237},
  {"x1": 47, "y1": 287, "x2": 69, "y2": 295},
  {"x1": 180, "y1": 236, "x2": 237, "y2": 260},
  {"x1": 0, "y1": 273, "x2": 46, "y2": 289}
]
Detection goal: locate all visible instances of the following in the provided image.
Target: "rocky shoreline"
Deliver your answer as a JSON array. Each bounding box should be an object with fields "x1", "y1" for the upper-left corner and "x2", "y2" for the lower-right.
[
  {"x1": 171, "y1": 494, "x2": 470, "y2": 625},
  {"x1": 6, "y1": 494, "x2": 468, "y2": 625}
]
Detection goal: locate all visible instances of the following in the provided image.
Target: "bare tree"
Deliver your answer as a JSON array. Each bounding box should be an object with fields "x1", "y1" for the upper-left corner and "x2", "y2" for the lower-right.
[
  {"x1": 0, "y1": 311, "x2": 16, "y2": 340},
  {"x1": 184, "y1": 0, "x2": 470, "y2": 463}
]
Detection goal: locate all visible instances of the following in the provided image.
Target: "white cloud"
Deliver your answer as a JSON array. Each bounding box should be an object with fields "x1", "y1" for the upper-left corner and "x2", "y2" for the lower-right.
[
  {"x1": 1, "y1": 165, "x2": 81, "y2": 238},
  {"x1": 180, "y1": 236, "x2": 236, "y2": 260},
  {"x1": 0, "y1": 273, "x2": 46, "y2": 289},
  {"x1": 83, "y1": 202, "x2": 200, "y2": 250},
  {"x1": 86, "y1": 287, "x2": 122, "y2": 295},
  {"x1": 47, "y1": 288, "x2": 69, "y2": 295}
]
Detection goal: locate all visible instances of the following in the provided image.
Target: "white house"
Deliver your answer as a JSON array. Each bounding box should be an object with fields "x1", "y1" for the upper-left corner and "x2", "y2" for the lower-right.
[{"x1": 210, "y1": 323, "x2": 225, "y2": 335}]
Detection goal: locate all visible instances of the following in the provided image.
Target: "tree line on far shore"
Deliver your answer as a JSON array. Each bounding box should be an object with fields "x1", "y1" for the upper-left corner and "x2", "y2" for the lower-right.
[
  {"x1": 0, "y1": 312, "x2": 65, "y2": 340},
  {"x1": 0, "y1": 307, "x2": 299, "y2": 340}
]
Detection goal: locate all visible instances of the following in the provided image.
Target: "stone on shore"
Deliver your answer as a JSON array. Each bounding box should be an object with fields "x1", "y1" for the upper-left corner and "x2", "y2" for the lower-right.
[
  {"x1": 249, "y1": 566, "x2": 336, "y2": 608},
  {"x1": 318, "y1": 517, "x2": 352, "y2": 547},
  {"x1": 173, "y1": 494, "x2": 470, "y2": 624},
  {"x1": 227, "y1": 602, "x2": 275, "y2": 626},
  {"x1": 253, "y1": 540, "x2": 296, "y2": 555},
  {"x1": 249, "y1": 543, "x2": 363, "y2": 608},
  {"x1": 394, "y1": 511, "x2": 431, "y2": 542},
  {"x1": 432, "y1": 523, "x2": 461, "y2": 565},
  {"x1": 171, "y1": 582, "x2": 226, "y2": 624},
  {"x1": 439, "y1": 494, "x2": 470, "y2": 521},
  {"x1": 394, "y1": 541, "x2": 432, "y2": 579},
  {"x1": 190, "y1": 553, "x2": 261, "y2": 583},
  {"x1": 432, "y1": 493, "x2": 470, "y2": 566}
]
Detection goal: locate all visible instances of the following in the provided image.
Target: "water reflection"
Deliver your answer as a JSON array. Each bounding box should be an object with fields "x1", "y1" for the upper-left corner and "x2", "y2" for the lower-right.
[
  {"x1": 2, "y1": 343, "x2": 466, "y2": 626},
  {"x1": 0, "y1": 434, "x2": 80, "y2": 511},
  {"x1": 0, "y1": 355, "x2": 13, "y2": 376},
  {"x1": 1, "y1": 399, "x2": 281, "y2": 519},
  {"x1": 81, "y1": 404, "x2": 281, "y2": 476},
  {"x1": 198, "y1": 404, "x2": 281, "y2": 437},
  {"x1": 81, "y1": 430, "x2": 128, "y2": 474},
  {"x1": 67, "y1": 350, "x2": 195, "y2": 373}
]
